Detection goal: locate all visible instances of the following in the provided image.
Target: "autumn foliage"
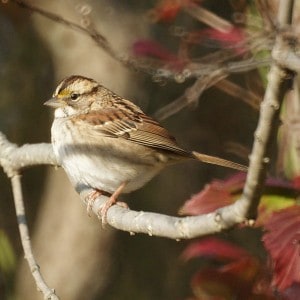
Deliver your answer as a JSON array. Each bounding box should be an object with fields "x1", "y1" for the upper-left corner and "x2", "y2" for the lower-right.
[{"x1": 136, "y1": 1, "x2": 300, "y2": 299}]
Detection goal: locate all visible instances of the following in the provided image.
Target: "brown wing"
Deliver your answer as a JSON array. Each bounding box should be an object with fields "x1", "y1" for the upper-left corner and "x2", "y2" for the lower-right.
[{"x1": 73, "y1": 107, "x2": 189, "y2": 156}]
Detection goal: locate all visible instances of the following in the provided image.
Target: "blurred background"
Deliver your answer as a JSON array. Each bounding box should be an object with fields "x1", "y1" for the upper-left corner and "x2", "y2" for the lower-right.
[{"x1": 0, "y1": 1, "x2": 262, "y2": 299}]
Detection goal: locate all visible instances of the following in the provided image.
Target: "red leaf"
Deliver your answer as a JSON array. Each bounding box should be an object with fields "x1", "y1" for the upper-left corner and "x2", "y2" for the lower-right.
[
  {"x1": 262, "y1": 206, "x2": 300, "y2": 291},
  {"x1": 180, "y1": 173, "x2": 296, "y2": 217},
  {"x1": 179, "y1": 173, "x2": 246, "y2": 215},
  {"x1": 191, "y1": 268, "x2": 245, "y2": 299},
  {"x1": 190, "y1": 258, "x2": 262, "y2": 299},
  {"x1": 183, "y1": 238, "x2": 275, "y2": 299},
  {"x1": 179, "y1": 184, "x2": 232, "y2": 215},
  {"x1": 219, "y1": 257, "x2": 260, "y2": 283},
  {"x1": 181, "y1": 237, "x2": 251, "y2": 261}
]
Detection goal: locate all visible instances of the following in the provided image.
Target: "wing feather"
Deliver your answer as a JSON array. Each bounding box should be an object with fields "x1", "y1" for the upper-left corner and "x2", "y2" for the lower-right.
[{"x1": 73, "y1": 108, "x2": 189, "y2": 156}]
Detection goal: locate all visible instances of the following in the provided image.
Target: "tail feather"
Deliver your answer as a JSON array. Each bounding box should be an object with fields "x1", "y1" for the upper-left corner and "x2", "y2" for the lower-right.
[{"x1": 192, "y1": 151, "x2": 248, "y2": 172}]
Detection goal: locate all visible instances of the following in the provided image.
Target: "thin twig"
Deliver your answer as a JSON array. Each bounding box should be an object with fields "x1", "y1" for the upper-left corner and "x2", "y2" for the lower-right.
[
  {"x1": 256, "y1": 0, "x2": 277, "y2": 32},
  {"x1": 215, "y1": 79, "x2": 261, "y2": 110},
  {"x1": 11, "y1": 0, "x2": 111, "y2": 51},
  {"x1": 152, "y1": 57, "x2": 272, "y2": 81},
  {"x1": 10, "y1": 174, "x2": 59, "y2": 299},
  {"x1": 154, "y1": 70, "x2": 227, "y2": 120},
  {"x1": 224, "y1": 142, "x2": 250, "y2": 160},
  {"x1": 184, "y1": 4, "x2": 233, "y2": 32},
  {"x1": 154, "y1": 74, "x2": 261, "y2": 121},
  {"x1": 0, "y1": 133, "x2": 59, "y2": 299}
]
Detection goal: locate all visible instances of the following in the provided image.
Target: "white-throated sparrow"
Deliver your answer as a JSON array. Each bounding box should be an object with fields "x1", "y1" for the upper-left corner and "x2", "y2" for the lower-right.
[{"x1": 45, "y1": 75, "x2": 247, "y2": 223}]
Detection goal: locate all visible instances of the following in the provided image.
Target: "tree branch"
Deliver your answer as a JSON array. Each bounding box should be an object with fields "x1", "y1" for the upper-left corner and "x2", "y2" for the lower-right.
[
  {"x1": 10, "y1": 174, "x2": 59, "y2": 299},
  {"x1": 79, "y1": 189, "x2": 250, "y2": 239},
  {"x1": 0, "y1": 132, "x2": 57, "y2": 175},
  {"x1": 273, "y1": 48, "x2": 300, "y2": 72},
  {"x1": 236, "y1": 0, "x2": 295, "y2": 218},
  {"x1": 0, "y1": 133, "x2": 59, "y2": 299},
  {"x1": 0, "y1": 132, "x2": 248, "y2": 240}
]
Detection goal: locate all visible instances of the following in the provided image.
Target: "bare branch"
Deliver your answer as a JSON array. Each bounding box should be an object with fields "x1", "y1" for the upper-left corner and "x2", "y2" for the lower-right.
[
  {"x1": 150, "y1": 57, "x2": 272, "y2": 82},
  {"x1": 0, "y1": 132, "x2": 249, "y2": 240},
  {"x1": 237, "y1": 0, "x2": 295, "y2": 218},
  {"x1": 273, "y1": 48, "x2": 300, "y2": 72},
  {"x1": 0, "y1": 133, "x2": 59, "y2": 298},
  {"x1": 79, "y1": 188, "x2": 249, "y2": 239},
  {"x1": 278, "y1": 0, "x2": 294, "y2": 23},
  {"x1": 10, "y1": 174, "x2": 59, "y2": 299},
  {"x1": 0, "y1": 132, "x2": 57, "y2": 175}
]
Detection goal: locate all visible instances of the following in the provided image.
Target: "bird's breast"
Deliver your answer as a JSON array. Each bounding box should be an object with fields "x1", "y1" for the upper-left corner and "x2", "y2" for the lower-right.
[{"x1": 51, "y1": 118, "x2": 167, "y2": 193}]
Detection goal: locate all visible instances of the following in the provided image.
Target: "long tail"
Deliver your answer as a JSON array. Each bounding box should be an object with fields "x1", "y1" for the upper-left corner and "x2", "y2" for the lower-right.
[{"x1": 192, "y1": 151, "x2": 248, "y2": 172}]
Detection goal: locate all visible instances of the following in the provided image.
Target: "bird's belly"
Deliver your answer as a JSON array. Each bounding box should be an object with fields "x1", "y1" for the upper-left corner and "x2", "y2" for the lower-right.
[
  {"x1": 52, "y1": 119, "x2": 166, "y2": 194},
  {"x1": 61, "y1": 151, "x2": 161, "y2": 194}
]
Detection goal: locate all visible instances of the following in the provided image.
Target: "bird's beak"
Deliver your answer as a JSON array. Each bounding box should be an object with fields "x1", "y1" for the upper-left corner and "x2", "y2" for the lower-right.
[{"x1": 44, "y1": 97, "x2": 63, "y2": 108}]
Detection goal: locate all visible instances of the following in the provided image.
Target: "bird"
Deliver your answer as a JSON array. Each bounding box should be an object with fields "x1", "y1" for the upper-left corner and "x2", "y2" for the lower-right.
[{"x1": 45, "y1": 75, "x2": 247, "y2": 223}]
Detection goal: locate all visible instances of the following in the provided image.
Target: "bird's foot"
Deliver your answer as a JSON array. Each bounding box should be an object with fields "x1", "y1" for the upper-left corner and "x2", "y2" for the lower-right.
[
  {"x1": 86, "y1": 189, "x2": 103, "y2": 217},
  {"x1": 97, "y1": 182, "x2": 128, "y2": 225},
  {"x1": 98, "y1": 198, "x2": 128, "y2": 225}
]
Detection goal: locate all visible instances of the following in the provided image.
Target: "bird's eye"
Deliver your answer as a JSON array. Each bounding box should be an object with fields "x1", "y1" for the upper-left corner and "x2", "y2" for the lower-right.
[{"x1": 70, "y1": 93, "x2": 79, "y2": 100}]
